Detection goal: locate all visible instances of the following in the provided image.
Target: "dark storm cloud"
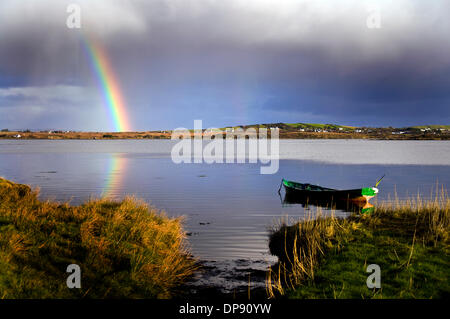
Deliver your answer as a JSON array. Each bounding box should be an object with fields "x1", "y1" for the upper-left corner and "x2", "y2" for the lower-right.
[{"x1": 0, "y1": 0, "x2": 449, "y2": 130}]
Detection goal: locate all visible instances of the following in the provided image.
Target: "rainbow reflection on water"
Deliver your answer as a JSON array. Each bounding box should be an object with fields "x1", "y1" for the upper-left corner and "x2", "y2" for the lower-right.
[{"x1": 102, "y1": 154, "x2": 127, "y2": 199}]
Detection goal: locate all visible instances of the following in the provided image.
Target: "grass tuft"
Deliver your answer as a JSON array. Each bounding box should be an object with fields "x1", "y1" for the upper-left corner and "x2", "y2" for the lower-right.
[
  {"x1": 0, "y1": 178, "x2": 197, "y2": 299},
  {"x1": 267, "y1": 191, "x2": 450, "y2": 299}
]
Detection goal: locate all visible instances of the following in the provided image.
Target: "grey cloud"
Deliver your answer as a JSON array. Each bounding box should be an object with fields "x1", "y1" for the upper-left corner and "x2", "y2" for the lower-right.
[{"x1": 0, "y1": 0, "x2": 449, "y2": 129}]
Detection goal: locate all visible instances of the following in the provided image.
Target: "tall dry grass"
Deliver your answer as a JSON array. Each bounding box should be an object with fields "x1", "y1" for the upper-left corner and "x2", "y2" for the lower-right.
[
  {"x1": 372, "y1": 187, "x2": 449, "y2": 246},
  {"x1": 0, "y1": 178, "x2": 197, "y2": 298},
  {"x1": 266, "y1": 188, "x2": 450, "y2": 298},
  {"x1": 266, "y1": 211, "x2": 351, "y2": 297}
]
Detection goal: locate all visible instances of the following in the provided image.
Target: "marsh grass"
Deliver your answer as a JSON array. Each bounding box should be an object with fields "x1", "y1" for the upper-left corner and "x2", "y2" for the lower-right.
[
  {"x1": 0, "y1": 178, "x2": 197, "y2": 298},
  {"x1": 267, "y1": 189, "x2": 449, "y2": 299}
]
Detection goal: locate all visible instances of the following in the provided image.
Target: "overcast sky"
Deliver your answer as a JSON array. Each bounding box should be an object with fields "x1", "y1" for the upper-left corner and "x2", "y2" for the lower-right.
[{"x1": 0, "y1": 0, "x2": 449, "y2": 131}]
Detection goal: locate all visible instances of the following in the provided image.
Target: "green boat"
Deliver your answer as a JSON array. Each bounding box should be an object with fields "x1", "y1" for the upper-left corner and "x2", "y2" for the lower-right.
[{"x1": 280, "y1": 177, "x2": 382, "y2": 204}]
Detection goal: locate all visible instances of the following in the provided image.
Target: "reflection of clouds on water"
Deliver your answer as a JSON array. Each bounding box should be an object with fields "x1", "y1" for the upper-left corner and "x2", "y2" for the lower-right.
[
  {"x1": 280, "y1": 140, "x2": 450, "y2": 165},
  {"x1": 0, "y1": 140, "x2": 448, "y2": 269}
]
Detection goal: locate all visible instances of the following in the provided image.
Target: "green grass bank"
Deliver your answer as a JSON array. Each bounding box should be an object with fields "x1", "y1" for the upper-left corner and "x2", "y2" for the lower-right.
[
  {"x1": 0, "y1": 178, "x2": 197, "y2": 298},
  {"x1": 267, "y1": 194, "x2": 450, "y2": 299}
]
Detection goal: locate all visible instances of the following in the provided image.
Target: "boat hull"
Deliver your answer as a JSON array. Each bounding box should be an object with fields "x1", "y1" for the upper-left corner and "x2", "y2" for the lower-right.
[{"x1": 282, "y1": 179, "x2": 377, "y2": 204}]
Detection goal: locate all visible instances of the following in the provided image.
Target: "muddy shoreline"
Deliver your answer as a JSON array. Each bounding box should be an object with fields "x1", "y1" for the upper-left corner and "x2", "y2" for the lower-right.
[{"x1": 179, "y1": 259, "x2": 271, "y2": 299}]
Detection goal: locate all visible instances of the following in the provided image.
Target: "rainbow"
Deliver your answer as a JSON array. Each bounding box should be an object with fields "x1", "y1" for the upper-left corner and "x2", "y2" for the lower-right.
[{"x1": 82, "y1": 36, "x2": 131, "y2": 132}]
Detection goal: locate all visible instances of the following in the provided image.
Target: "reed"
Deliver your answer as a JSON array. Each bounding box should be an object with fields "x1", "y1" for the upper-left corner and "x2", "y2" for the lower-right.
[
  {"x1": 266, "y1": 210, "x2": 351, "y2": 297},
  {"x1": 267, "y1": 189, "x2": 449, "y2": 299},
  {"x1": 0, "y1": 178, "x2": 197, "y2": 298}
]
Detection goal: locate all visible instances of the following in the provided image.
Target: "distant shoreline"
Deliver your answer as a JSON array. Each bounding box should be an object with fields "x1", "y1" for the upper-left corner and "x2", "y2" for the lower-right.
[{"x1": 0, "y1": 130, "x2": 449, "y2": 140}]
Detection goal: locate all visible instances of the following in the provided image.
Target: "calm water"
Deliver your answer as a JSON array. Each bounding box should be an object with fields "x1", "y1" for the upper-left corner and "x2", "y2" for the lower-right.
[{"x1": 1, "y1": 139, "x2": 449, "y2": 291}]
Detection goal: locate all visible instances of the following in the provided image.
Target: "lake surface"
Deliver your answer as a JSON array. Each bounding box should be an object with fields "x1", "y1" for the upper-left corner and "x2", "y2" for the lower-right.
[{"x1": 1, "y1": 139, "x2": 449, "y2": 292}]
